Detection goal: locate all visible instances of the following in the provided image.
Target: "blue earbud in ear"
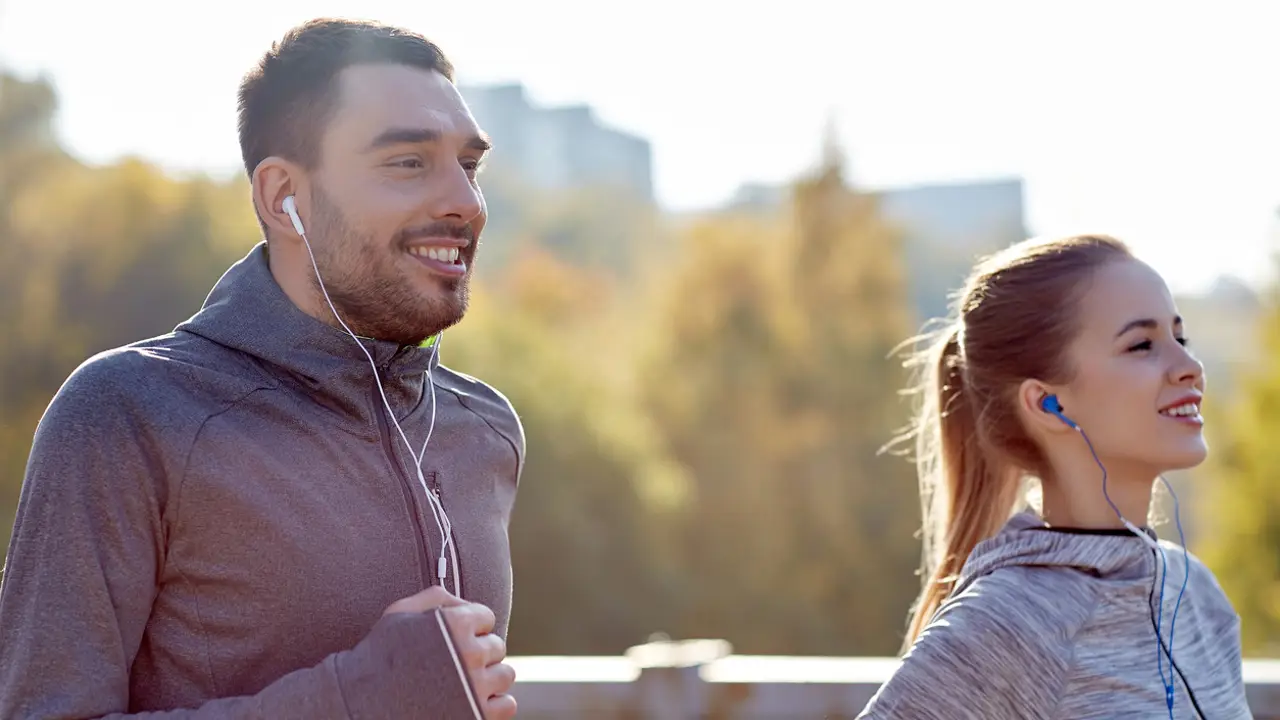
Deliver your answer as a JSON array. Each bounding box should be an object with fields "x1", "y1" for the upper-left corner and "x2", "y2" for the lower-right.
[{"x1": 1040, "y1": 394, "x2": 1078, "y2": 429}]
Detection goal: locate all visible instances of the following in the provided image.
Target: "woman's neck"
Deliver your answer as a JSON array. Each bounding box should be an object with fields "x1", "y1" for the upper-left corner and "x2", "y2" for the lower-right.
[{"x1": 1040, "y1": 456, "x2": 1155, "y2": 529}]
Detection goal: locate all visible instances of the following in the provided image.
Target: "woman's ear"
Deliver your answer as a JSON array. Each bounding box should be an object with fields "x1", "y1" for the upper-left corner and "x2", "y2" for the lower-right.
[{"x1": 1019, "y1": 378, "x2": 1073, "y2": 435}]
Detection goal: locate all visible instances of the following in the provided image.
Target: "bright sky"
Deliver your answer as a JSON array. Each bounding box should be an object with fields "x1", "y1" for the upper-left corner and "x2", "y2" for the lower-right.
[{"x1": 2, "y1": 0, "x2": 1278, "y2": 294}]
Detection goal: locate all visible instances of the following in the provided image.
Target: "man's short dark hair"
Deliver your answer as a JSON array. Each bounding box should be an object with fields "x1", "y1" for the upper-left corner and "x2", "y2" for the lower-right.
[{"x1": 237, "y1": 18, "x2": 454, "y2": 178}]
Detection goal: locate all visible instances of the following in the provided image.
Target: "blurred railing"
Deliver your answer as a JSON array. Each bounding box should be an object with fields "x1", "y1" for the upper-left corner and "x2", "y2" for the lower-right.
[{"x1": 507, "y1": 639, "x2": 1280, "y2": 718}]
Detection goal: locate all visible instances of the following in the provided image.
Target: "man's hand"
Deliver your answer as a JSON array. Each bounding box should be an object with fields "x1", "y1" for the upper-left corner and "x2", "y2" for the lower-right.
[{"x1": 384, "y1": 587, "x2": 517, "y2": 719}]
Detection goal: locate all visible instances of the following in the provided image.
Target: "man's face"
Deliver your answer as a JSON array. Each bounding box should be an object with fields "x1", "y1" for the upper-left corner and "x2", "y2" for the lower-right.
[{"x1": 305, "y1": 63, "x2": 490, "y2": 345}]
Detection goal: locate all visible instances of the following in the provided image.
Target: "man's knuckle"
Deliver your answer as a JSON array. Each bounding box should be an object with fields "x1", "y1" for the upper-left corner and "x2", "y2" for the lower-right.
[{"x1": 463, "y1": 651, "x2": 485, "y2": 669}]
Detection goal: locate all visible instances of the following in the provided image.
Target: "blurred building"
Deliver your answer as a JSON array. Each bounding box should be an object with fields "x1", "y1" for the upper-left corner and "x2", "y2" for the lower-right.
[
  {"x1": 460, "y1": 83, "x2": 654, "y2": 204},
  {"x1": 0, "y1": 73, "x2": 60, "y2": 151}
]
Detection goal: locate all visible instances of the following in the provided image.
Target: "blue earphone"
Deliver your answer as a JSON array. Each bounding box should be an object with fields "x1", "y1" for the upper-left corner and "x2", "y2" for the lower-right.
[
  {"x1": 1039, "y1": 394, "x2": 1191, "y2": 718},
  {"x1": 1039, "y1": 394, "x2": 1076, "y2": 429}
]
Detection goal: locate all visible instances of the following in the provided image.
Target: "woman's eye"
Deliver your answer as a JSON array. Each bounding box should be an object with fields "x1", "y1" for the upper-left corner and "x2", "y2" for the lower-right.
[{"x1": 1128, "y1": 337, "x2": 1188, "y2": 352}]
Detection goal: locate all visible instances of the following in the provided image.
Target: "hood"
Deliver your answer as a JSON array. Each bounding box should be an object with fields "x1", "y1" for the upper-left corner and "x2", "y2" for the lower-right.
[
  {"x1": 954, "y1": 511, "x2": 1159, "y2": 594},
  {"x1": 176, "y1": 242, "x2": 439, "y2": 419}
]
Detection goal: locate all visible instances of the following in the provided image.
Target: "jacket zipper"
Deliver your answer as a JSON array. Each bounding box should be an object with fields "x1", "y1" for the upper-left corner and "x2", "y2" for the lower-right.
[{"x1": 372, "y1": 366, "x2": 437, "y2": 587}]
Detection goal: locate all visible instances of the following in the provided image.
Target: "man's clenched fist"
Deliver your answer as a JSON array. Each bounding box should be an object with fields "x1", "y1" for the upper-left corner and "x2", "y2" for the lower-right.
[{"x1": 384, "y1": 586, "x2": 517, "y2": 719}]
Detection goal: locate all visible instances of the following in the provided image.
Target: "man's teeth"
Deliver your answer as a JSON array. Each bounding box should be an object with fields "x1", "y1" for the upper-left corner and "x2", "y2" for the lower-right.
[
  {"x1": 409, "y1": 246, "x2": 460, "y2": 263},
  {"x1": 1161, "y1": 403, "x2": 1200, "y2": 417}
]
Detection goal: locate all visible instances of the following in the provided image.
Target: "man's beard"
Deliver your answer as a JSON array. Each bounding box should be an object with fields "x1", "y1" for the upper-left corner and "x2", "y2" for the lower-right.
[{"x1": 306, "y1": 185, "x2": 473, "y2": 346}]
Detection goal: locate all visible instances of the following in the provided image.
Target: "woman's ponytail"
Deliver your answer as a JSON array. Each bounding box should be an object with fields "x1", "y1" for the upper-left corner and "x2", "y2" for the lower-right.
[{"x1": 903, "y1": 324, "x2": 1019, "y2": 647}]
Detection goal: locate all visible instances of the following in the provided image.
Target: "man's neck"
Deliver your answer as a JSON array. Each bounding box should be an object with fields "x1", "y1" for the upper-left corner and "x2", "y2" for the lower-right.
[{"x1": 267, "y1": 240, "x2": 333, "y2": 327}]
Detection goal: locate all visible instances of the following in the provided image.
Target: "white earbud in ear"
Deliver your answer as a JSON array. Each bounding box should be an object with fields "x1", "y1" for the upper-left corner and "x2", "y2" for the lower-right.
[{"x1": 282, "y1": 195, "x2": 306, "y2": 236}]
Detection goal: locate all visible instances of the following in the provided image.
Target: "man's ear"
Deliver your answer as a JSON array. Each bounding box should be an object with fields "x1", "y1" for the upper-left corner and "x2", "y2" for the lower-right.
[{"x1": 251, "y1": 157, "x2": 306, "y2": 241}]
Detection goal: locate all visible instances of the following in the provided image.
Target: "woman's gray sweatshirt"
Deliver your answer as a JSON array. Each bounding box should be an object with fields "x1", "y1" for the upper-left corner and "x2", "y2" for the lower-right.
[{"x1": 859, "y1": 511, "x2": 1252, "y2": 719}]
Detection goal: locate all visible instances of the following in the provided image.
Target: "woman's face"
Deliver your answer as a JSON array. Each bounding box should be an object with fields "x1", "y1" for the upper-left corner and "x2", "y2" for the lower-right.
[{"x1": 1053, "y1": 258, "x2": 1208, "y2": 476}]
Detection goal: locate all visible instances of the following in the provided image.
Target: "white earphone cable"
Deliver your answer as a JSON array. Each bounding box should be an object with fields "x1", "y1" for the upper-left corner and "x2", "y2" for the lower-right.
[{"x1": 296, "y1": 222, "x2": 458, "y2": 595}]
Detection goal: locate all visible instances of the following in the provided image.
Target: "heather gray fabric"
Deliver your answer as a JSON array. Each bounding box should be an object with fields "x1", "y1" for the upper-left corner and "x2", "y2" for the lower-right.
[
  {"x1": 859, "y1": 511, "x2": 1252, "y2": 719},
  {"x1": 0, "y1": 242, "x2": 525, "y2": 718}
]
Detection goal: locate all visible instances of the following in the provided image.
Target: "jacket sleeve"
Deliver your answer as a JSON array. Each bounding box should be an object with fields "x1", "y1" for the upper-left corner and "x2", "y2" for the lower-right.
[
  {"x1": 0, "y1": 356, "x2": 483, "y2": 720},
  {"x1": 856, "y1": 571, "x2": 1083, "y2": 720}
]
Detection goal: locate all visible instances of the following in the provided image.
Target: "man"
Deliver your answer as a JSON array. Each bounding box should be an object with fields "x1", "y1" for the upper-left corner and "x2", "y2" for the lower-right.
[{"x1": 0, "y1": 18, "x2": 523, "y2": 719}]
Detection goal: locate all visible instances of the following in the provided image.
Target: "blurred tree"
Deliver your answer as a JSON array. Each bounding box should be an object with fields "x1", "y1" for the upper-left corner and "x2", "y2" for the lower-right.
[
  {"x1": 1200, "y1": 289, "x2": 1280, "y2": 656},
  {"x1": 473, "y1": 163, "x2": 667, "y2": 284},
  {"x1": 636, "y1": 210, "x2": 799, "y2": 649},
  {"x1": 525, "y1": 184, "x2": 664, "y2": 278},
  {"x1": 445, "y1": 250, "x2": 690, "y2": 654},
  {"x1": 0, "y1": 73, "x2": 67, "y2": 353},
  {"x1": 783, "y1": 145, "x2": 923, "y2": 654},
  {"x1": 637, "y1": 140, "x2": 922, "y2": 655}
]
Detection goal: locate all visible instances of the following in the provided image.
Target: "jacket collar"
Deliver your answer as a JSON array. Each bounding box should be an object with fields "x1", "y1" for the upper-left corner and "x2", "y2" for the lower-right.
[{"x1": 178, "y1": 242, "x2": 439, "y2": 419}]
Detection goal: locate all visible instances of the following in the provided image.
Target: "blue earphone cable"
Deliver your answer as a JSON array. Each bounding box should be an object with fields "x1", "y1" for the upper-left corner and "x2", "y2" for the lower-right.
[
  {"x1": 1156, "y1": 474, "x2": 1192, "y2": 708},
  {"x1": 1072, "y1": 421, "x2": 1190, "y2": 718}
]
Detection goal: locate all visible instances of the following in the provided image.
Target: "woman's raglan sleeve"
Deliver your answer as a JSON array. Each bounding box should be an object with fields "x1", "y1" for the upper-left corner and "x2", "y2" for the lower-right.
[{"x1": 857, "y1": 570, "x2": 1086, "y2": 720}]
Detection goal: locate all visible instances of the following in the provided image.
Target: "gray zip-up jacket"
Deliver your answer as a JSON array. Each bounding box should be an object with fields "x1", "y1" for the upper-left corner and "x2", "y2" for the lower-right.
[
  {"x1": 859, "y1": 511, "x2": 1252, "y2": 719},
  {"x1": 0, "y1": 242, "x2": 525, "y2": 718}
]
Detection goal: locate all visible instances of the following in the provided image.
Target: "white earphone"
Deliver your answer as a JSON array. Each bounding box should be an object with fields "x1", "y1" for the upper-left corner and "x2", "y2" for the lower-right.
[
  {"x1": 281, "y1": 194, "x2": 460, "y2": 596},
  {"x1": 282, "y1": 194, "x2": 306, "y2": 236}
]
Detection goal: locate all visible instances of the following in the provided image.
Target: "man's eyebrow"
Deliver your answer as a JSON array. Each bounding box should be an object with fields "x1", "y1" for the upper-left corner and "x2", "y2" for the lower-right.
[
  {"x1": 365, "y1": 127, "x2": 440, "y2": 152},
  {"x1": 364, "y1": 128, "x2": 493, "y2": 154}
]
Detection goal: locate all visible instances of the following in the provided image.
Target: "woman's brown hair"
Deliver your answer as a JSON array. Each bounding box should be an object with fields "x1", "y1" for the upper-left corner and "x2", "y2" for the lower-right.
[{"x1": 899, "y1": 234, "x2": 1134, "y2": 647}]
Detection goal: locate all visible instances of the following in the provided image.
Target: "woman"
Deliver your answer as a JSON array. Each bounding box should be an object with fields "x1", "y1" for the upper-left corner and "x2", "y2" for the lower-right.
[{"x1": 859, "y1": 235, "x2": 1251, "y2": 719}]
